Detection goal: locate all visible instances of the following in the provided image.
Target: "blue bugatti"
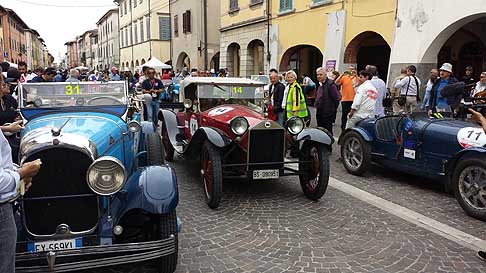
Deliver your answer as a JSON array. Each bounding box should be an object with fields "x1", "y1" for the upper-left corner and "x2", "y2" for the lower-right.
[
  {"x1": 340, "y1": 114, "x2": 486, "y2": 221},
  {"x1": 14, "y1": 81, "x2": 179, "y2": 272}
]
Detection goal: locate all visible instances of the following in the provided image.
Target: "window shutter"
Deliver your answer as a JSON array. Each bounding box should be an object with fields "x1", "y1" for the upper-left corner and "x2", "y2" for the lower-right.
[
  {"x1": 186, "y1": 10, "x2": 191, "y2": 32},
  {"x1": 182, "y1": 12, "x2": 187, "y2": 33},
  {"x1": 174, "y1": 15, "x2": 178, "y2": 36},
  {"x1": 230, "y1": 0, "x2": 238, "y2": 11},
  {"x1": 159, "y1": 16, "x2": 171, "y2": 41}
]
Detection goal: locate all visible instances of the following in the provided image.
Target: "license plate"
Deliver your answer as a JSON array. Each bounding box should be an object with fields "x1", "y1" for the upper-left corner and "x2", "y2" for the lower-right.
[
  {"x1": 253, "y1": 169, "x2": 279, "y2": 180},
  {"x1": 28, "y1": 238, "x2": 82, "y2": 253}
]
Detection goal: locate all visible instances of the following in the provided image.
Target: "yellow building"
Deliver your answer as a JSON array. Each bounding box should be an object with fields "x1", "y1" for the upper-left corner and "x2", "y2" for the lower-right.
[
  {"x1": 219, "y1": 0, "x2": 269, "y2": 77},
  {"x1": 115, "y1": 0, "x2": 171, "y2": 72},
  {"x1": 272, "y1": 0, "x2": 396, "y2": 81},
  {"x1": 221, "y1": 0, "x2": 396, "y2": 81}
]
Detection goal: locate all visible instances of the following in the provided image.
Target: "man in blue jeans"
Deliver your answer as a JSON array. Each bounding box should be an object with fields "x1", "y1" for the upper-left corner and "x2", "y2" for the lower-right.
[
  {"x1": 142, "y1": 67, "x2": 164, "y2": 127},
  {"x1": 0, "y1": 132, "x2": 40, "y2": 273}
]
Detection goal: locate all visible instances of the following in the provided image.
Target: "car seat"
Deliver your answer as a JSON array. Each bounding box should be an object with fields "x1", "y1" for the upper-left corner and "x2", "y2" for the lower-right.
[{"x1": 374, "y1": 116, "x2": 404, "y2": 141}]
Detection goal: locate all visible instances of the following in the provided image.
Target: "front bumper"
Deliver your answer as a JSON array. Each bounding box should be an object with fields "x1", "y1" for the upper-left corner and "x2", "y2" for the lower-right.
[{"x1": 15, "y1": 236, "x2": 176, "y2": 273}]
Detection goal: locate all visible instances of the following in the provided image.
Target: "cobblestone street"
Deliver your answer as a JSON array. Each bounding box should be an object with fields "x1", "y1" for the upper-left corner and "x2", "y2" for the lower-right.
[{"x1": 80, "y1": 108, "x2": 486, "y2": 273}]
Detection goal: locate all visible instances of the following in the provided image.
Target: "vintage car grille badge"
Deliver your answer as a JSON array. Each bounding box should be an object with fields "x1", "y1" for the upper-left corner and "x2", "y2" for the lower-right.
[
  {"x1": 56, "y1": 224, "x2": 70, "y2": 234},
  {"x1": 264, "y1": 121, "x2": 271, "y2": 128}
]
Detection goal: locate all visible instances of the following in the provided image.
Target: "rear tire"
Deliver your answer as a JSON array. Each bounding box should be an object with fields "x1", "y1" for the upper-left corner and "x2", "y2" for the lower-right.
[
  {"x1": 156, "y1": 211, "x2": 178, "y2": 273},
  {"x1": 201, "y1": 141, "x2": 223, "y2": 209},
  {"x1": 147, "y1": 133, "x2": 165, "y2": 165},
  {"x1": 340, "y1": 131, "x2": 371, "y2": 175},
  {"x1": 452, "y1": 157, "x2": 486, "y2": 221},
  {"x1": 299, "y1": 141, "x2": 330, "y2": 200}
]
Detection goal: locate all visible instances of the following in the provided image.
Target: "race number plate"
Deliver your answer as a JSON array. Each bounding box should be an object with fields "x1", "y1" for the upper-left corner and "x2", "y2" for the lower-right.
[
  {"x1": 253, "y1": 169, "x2": 279, "y2": 180},
  {"x1": 28, "y1": 238, "x2": 82, "y2": 253}
]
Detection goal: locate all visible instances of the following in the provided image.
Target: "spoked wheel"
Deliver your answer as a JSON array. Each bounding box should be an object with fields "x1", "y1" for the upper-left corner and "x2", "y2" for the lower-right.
[
  {"x1": 161, "y1": 122, "x2": 175, "y2": 162},
  {"x1": 340, "y1": 131, "x2": 371, "y2": 175},
  {"x1": 453, "y1": 158, "x2": 486, "y2": 221},
  {"x1": 201, "y1": 141, "x2": 222, "y2": 209},
  {"x1": 299, "y1": 141, "x2": 330, "y2": 200}
]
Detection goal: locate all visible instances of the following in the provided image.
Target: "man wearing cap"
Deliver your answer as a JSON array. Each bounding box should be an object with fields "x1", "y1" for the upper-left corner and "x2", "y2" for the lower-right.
[
  {"x1": 428, "y1": 63, "x2": 458, "y2": 115},
  {"x1": 394, "y1": 65, "x2": 421, "y2": 113},
  {"x1": 109, "y1": 67, "x2": 121, "y2": 81},
  {"x1": 4, "y1": 68, "x2": 21, "y2": 97}
]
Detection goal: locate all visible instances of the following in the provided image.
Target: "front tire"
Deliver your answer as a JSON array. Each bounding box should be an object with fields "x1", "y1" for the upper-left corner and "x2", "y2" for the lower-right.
[
  {"x1": 299, "y1": 141, "x2": 330, "y2": 200},
  {"x1": 340, "y1": 131, "x2": 371, "y2": 175},
  {"x1": 201, "y1": 141, "x2": 223, "y2": 209},
  {"x1": 161, "y1": 123, "x2": 175, "y2": 162},
  {"x1": 147, "y1": 133, "x2": 165, "y2": 165},
  {"x1": 156, "y1": 211, "x2": 178, "y2": 273},
  {"x1": 452, "y1": 157, "x2": 486, "y2": 221}
]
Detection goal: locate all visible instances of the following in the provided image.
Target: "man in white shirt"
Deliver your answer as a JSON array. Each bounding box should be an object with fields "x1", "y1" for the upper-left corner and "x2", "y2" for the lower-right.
[
  {"x1": 0, "y1": 129, "x2": 40, "y2": 272},
  {"x1": 366, "y1": 65, "x2": 387, "y2": 117},
  {"x1": 394, "y1": 65, "x2": 421, "y2": 113},
  {"x1": 346, "y1": 70, "x2": 378, "y2": 129}
]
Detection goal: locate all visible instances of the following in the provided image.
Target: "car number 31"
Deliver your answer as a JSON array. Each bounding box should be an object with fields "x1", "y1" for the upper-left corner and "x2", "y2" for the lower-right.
[{"x1": 253, "y1": 169, "x2": 279, "y2": 180}]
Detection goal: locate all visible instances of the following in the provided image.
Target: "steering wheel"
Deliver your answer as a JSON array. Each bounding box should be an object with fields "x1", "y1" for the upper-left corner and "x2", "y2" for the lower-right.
[{"x1": 86, "y1": 96, "x2": 123, "y2": 106}]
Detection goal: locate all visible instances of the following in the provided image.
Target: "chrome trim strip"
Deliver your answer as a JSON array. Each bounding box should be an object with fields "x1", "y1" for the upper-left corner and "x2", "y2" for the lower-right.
[
  {"x1": 16, "y1": 236, "x2": 175, "y2": 260},
  {"x1": 16, "y1": 248, "x2": 175, "y2": 273}
]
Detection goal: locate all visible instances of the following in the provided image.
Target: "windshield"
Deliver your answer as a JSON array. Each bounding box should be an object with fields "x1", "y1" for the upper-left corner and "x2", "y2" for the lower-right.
[
  {"x1": 197, "y1": 84, "x2": 265, "y2": 112},
  {"x1": 20, "y1": 81, "x2": 127, "y2": 109},
  {"x1": 251, "y1": 75, "x2": 270, "y2": 85}
]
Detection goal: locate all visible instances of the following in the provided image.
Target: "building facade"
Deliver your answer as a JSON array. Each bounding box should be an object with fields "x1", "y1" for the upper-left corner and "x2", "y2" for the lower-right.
[
  {"x1": 170, "y1": 0, "x2": 220, "y2": 72},
  {"x1": 268, "y1": 0, "x2": 396, "y2": 82},
  {"x1": 389, "y1": 0, "x2": 486, "y2": 87},
  {"x1": 218, "y1": 0, "x2": 396, "y2": 81},
  {"x1": 65, "y1": 41, "x2": 78, "y2": 68},
  {"x1": 24, "y1": 29, "x2": 46, "y2": 69},
  {"x1": 219, "y1": 0, "x2": 269, "y2": 77},
  {"x1": 116, "y1": 0, "x2": 171, "y2": 72},
  {"x1": 0, "y1": 7, "x2": 28, "y2": 64},
  {"x1": 96, "y1": 8, "x2": 120, "y2": 70}
]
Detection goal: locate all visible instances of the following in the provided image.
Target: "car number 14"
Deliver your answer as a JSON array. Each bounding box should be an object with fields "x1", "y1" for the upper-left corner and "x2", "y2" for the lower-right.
[{"x1": 253, "y1": 169, "x2": 279, "y2": 180}]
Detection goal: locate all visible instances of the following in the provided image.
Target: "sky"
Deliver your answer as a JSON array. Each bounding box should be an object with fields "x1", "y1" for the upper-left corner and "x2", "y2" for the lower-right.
[{"x1": 0, "y1": 0, "x2": 117, "y2": 63}]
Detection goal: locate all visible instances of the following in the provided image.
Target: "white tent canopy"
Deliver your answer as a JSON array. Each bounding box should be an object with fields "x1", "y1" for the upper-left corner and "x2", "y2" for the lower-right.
[{"x1": 137, "y1": 57, "x2": 171, "y2": 70}]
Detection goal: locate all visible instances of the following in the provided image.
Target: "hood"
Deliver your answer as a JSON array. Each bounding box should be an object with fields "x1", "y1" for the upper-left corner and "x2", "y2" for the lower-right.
[
  {"x1": 21, "y1": 112, "x2": 127, "y2": 159},
  {"x1": 202, "y1": 104, "x2": 264, "y2": 127}
]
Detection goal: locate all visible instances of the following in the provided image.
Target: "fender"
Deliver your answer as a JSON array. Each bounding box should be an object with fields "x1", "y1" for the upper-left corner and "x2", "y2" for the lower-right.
[
  {"x1": 447, "y1": 147, "x2": 486, "y2": 176},
  {"x1": 191, "y1": 127, "x2": 232, "y2": 148},
  {"x1": 159, "y1": 109, "x2": 179, "y2": 148},
  {"x1": 140, "y1": 121, "x2": 155, "y2": 134},
  {"x1": 112, "y1": 165, "x2": 178, "y2": 224},
  {"x1": 338, "y1": 127, "x2": 373, "y2": 145},
  {"x1": 296, "y1": 127, "x2": 333, "y2": 145}
]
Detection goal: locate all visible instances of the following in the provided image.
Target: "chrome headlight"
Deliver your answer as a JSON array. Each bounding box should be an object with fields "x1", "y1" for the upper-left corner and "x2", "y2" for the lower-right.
[
  {"x1": 127, "y1": 120, "x2": 141, "y2": 133},
  {"x1": 87, "y1": 156, "x2": 126, "y2": 195},
  {"x1": 183, "y1": 99, "x2": 193, "y2": 109},
  {"x1": 230, "y1": 116, "x2": 249, "y2": 136},
  {"x1": 286, "y1": 117, "x2": 304, "y2": 135}
]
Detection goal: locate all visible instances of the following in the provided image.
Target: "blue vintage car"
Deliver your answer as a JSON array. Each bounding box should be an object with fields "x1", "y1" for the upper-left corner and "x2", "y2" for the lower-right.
[
  {"x1": 14, "y1": 82, "x2": 180, "y2": 272},
  {"x1": 339, "y1": 114, "x2": 486, "y2": 221}
]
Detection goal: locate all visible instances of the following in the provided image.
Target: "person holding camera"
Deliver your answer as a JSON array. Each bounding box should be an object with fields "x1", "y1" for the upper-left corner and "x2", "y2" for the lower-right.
[
  {"x1": 335, "y1": 66, "x2": 357, "y2": 133},
  {"x1": 394, "y1": 65, "x2": 421, "y2": 114}
]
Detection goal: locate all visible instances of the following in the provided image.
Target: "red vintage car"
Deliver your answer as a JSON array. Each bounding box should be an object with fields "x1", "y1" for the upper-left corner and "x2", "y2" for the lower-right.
[{"x1": 159, "y1": 77, "x2": 333, "y2": 208}]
